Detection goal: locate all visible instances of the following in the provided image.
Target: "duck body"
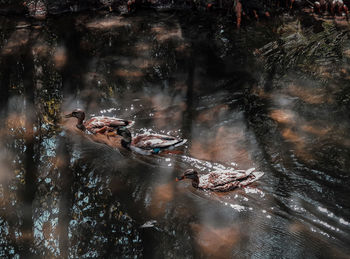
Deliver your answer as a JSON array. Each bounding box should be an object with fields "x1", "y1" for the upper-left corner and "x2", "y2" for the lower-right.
[
  {"x1": 84, "y1": 116, "x2": 134, "y2": 134},
  {"x1": 117, "y1": 128, "x2": 187, "y2": 155},
  {"x1": 176, "y1": 168, "x2": 264, "y2": 192},
  {"x1": 65, "y1": 109, "x2": 134, "y2": 135}
]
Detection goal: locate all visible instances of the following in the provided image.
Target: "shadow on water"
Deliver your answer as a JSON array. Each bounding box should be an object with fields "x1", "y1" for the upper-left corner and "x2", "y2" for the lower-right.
[{"x1": 0, "y1": 9, "x2": 350, "y2": 258}]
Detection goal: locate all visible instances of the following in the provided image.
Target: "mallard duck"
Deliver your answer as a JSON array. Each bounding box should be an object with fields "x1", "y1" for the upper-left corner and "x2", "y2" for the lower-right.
[
  {"x1": 116, "y1": 127, "x2": 187, "y2": 155},
  {"x1": 64, "y1": 109, "x2": 134, "y2": 134},
  {"x1": 176, "y1": 168, "x2": 264, "y2": 192}
]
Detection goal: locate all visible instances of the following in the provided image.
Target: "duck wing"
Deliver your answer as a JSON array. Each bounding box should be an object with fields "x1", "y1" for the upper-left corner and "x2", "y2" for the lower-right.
[
  {"x1": 85, "y1": 116, "x2": 134, "y2": 132},
  {"x1": 207, "y1": 168, "x2": 256, "y2": 185},
  {"x1": 237, "y1": 171, "x2": 264, "y2": 187},
  {"x1": 198, "y1": 173, "x2": 241, "y2": 190},
  {"x1": 211, "y1": 181, "x2": 241, "y2": 192},
  {"x1": 207, "y1": 172, "x2": 237, "y2": 187},
  {"x1": 132, "y1": 134, "x2": 185, "y2": 150},
  {"x1": 210, "y1": 170, "x2": 264, "y2": 191},
  {"x1": 109, "y1": 118, "x2": 134, "y2": 128},
  {"x1": 229, "y1": 168, "x2": 256, "y2": 180}
]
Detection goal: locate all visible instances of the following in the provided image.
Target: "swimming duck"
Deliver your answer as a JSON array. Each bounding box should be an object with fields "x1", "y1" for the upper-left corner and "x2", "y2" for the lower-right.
[
  {"x1": 116, "y1": 127, "x2": 187, "y2": 155},
  {"x1": 64, "y1": 109, "x2": 134, "y2": 134},
  {"x1": 176, "y1": 168, "x2": 264, "y2": 192}
]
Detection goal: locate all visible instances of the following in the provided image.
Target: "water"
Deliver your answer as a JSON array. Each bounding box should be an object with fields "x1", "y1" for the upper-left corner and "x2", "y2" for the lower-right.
[{"x1": 0, "y1": 10, "x2": 350, "y2": 258}]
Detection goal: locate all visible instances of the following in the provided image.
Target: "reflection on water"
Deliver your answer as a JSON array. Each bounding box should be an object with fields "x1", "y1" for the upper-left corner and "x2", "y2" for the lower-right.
[
  {"x1": 191, "y1": 223, "x2": 239, "y2": 259},
  {"x1": 1, "y1": 10, "x2": 350, "y2": 258}
]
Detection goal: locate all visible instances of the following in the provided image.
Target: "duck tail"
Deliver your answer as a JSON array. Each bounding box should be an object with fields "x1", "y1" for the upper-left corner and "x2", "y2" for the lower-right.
[
  {"x1": 252, "y1": 171, "x2": 264, "y2": 181},
  {"x1": 173, "y1": 139, "x2": 187, "y2": 148},
  {"x1": 239, "y1": 171, "x2": 264, "y2": 187},
  {"x1": 245, "y1": 167, "x2": 256, "y2": 176},
  {"x1": 125, "y1": 120, "x2": 135, "y2": 128}
]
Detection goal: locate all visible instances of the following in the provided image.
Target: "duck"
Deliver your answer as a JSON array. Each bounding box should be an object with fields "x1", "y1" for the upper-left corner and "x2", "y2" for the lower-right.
[
  {"x1": 64, "y1": 109, "x2": 134, "y2": 135},
  {"x1": 116, "y1": 127, "x2": 187, "y2": 155},
  {"x1": 176, "y1": 168, "x2": 264, "y2": 192}
]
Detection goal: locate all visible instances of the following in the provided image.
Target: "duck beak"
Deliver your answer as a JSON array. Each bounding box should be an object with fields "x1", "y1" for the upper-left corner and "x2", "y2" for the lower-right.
[
  {"x1": 64, "y1": 113, "x2": 73, "y2": 118},
  {"x1": 176, "y1": 175, "x2": 185, "y2": 182}
]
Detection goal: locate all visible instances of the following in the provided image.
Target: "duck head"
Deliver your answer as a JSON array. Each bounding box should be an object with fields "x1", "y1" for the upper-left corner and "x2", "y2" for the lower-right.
[
  {"x1": 176, "y1": 169, "x2": 199, "y2": 188},
  {"x1": 64, "y1": 109, "x2": 86, "y2": 130},
  {"x1": 65, "y1": 109, "x2": 85, "y2": 121},
  {"x1": 176, "y1": 168, "x2": 198, "y2": 180},
  {"x1": 117, "y1": 127, "x2": 132, "y2": 148}
]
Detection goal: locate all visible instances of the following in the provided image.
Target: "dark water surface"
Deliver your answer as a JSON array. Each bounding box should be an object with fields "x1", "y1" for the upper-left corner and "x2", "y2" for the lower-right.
[{"x1": 0, "y1": 10, "x2": 350, "y2": 258}]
